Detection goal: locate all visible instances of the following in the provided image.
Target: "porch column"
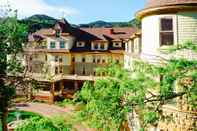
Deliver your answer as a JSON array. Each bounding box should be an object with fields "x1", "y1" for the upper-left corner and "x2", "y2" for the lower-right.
[
  {"x1": 74, "y1": 81, "x2": 78, "y2": 90},
  {"x1": 50, "y1": 82, "x2": 55, "y2": 104},
  {"x1": 60, "y1": 80, "x2": 64, "y2": 95}
]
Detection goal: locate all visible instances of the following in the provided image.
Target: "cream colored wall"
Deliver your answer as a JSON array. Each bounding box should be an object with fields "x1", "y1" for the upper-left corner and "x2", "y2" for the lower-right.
[
  {"x1": 141, "y1": 14, "x2": 177, "y2": 62},
  {"x1": 48, "y1": 53, "x2": 71, "y2": 66},
  {"x1": 46, "y1": 36, "x2": 75, "y2": 50},
  {"x1": 177, "y1": 12, "x2": 197, "y2": 43}
]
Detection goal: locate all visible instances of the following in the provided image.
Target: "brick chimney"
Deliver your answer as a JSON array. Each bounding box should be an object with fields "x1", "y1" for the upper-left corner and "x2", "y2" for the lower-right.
[{"x1": 110, "y1": 28, "x2": 114, "y2": 34}]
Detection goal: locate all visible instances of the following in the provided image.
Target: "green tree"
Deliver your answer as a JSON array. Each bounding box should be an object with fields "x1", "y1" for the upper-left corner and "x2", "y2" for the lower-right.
[
  {"x1": 73, "y1": 42, "x2": 197, "y2": 130},
  {"x1": 0, "y1": 17, "x2": 27, "y2": 131}
]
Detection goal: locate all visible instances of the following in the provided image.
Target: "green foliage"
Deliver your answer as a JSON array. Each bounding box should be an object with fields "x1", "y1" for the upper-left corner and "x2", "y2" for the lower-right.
[
  {"x1": 67, "y1": 42, "x2": 197, "y2": 130},
  {"x1": 16, "y1": 116, "x2": 72, "y2": 131},
  {"x1": 160, "y1": 41, "x2": 197, "y2": 53},
  {"x1": 79, "y1": 18, "x2": 141, "y2": 28},
  {"x1": 0, "y1": 16, "x2": 28, "y2": 131},
  {"x1": 0, "y1": 111, "x2": 41, "y2": 131},
  {"x1": 20, "y1": 15, "x2": 57, "y2": 33},
  {"x1": 143, "y1": 111, "x2": 159, "y2": 125}
]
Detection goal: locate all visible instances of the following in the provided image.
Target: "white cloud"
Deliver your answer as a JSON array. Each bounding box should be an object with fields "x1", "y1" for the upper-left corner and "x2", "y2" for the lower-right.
[{"x1": 0, "y1": 0, "x2": 78, "y2": 19}]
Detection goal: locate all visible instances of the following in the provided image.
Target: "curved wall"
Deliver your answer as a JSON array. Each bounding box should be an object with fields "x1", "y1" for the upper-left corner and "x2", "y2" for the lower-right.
[{"x1": 141, "y1": 12, "x2": 197, "y2": 62}]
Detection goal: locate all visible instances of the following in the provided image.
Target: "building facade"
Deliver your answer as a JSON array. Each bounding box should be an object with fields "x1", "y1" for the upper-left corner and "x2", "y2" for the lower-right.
[
  {"x1": 26, "y1": 19, "x2": 136, "y2": 102},
  {"x1": 124, "y1": 0, "x2": 197, "y2": 130}
]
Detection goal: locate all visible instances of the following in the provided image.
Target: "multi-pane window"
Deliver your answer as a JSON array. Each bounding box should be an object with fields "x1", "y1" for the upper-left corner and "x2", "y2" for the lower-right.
[
  {"x1": 92, "y1": 43, "x2": 107, "y2": 50},
  {"x1": 102, "y1": 59, "x2": 106, "y2": 63},
  {"x1": 59, "y1": 66, "x2": 63, "y2": 74},
  {"x1": 55, "y1": 56, "x2": 58, "y2": 62},
  {"x1": 72, "y1": 56, "x2": 75, "y2": 62},
  {"x1": 82, "y1": 57, "x2": 86, "y2": 63},
  {"x1": 56, "y1": 30, "x2": 61, "y2": 37},
  {"x1": 59, "y1": 57, "x2": 63, "y2": 63},
  {"x1": 93, "y1": 57, "x2": 96, "y2": 63},
  {"x1": 94, "y1": 43, "x2": 99, "y2": 49},
  {"x1": 55, "y1": 67, "x2": 58, "y2": 74},
  {"x1": 160, "y1": 18, "x2": 174, "y2": 46},
  {"x1": 100, "y1": 43, "x2": 105, "y2": 49},
  {"x1": 60, "y1": 41, "x2": 65, "y2": 48},
  {"x1": 50, "y1": 41, "x2": 56, "y2": 49}
]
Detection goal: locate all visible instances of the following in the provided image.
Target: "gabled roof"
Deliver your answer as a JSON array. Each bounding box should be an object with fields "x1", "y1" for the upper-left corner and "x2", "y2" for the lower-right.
[
  {"x1": 79, "y1": 27, "x2": 137, "y2": 41},
  {"x1": 29, "y1": 19, "x2": 137, "y2": 42}
]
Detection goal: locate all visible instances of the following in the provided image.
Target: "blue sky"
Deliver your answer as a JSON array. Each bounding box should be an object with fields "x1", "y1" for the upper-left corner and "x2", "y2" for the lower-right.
[{"x1": 6, "y1": 0, "x2": 146, "y2": 24}]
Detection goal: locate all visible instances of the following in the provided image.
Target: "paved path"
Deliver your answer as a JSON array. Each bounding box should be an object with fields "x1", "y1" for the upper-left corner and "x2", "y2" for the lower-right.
[
  {"x1": 15, "y1": 102, "x2": 94, "y2": 131},
  {"x1": 16, "y1": 102, "x2": 72, "y2": 117}
]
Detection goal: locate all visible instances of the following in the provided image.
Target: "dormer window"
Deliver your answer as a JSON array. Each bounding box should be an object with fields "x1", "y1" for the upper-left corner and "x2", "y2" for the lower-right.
[
  {"x1": 100, "y1": 43, "x2": 105, "y2": 49},
  {"x1": 50, "y1": 41, "x2": 56, "y2": 49},
  {"x1": 92, "y1": 42, "x2": 106, "y2": 50},
  {"x1": 160, "y1": 18, "x2": 174, "y2": 46},
  {"x1": 94, "y1": 43, "x2": 99, "y2": 49},
  {"x1": 60, "y1": 41, "x2": 65, "y2": 48},
  {"x1": 113, "y1": 42, "x2": 122, "y2": 47},
  {"x1": 56, "y1": 30, "x2": 61, "y2": 37},
  {"x1": 77, "y1": 42, "x2": 85, "y2": 47}
]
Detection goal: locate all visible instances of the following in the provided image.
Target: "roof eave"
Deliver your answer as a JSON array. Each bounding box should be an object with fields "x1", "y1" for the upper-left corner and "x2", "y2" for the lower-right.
[{"x1": 136, "y1": 4, "x2": 197, "y2": 20}]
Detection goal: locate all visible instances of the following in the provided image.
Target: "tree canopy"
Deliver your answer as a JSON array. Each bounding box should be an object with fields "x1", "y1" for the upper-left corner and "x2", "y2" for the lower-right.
[{"x1": 68, "y1": 42, "x2": 197, "y2": 130}]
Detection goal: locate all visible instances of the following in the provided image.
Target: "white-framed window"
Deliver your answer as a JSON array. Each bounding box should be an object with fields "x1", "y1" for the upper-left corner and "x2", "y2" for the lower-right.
[
  {"x1": 50, "y1": 41, "x2": 56, "y2": 49},
  {"x1": 59, "y1": 56, "x2": 63, "y2": 63},
  {"x1": 55, "y1": 56, "x2": 58, "y2": 62},
  {"x1": 92, "y1": 42, "x2": 106, "y2": 50},
  {"x1": 160, "y1": 17, "x2": 174, "y2": 46},
  {"x1": 77, "y1": 42, "x2": 85, "y2": 47},
  {"x1": 113, "y1": 42, "x2": 122, "y2": 47},
  {"x1": 94, "y1": 43, "x2": 99, "y2": 50},
  {"x1": 60, "y1": 41, "x2": 65, "y2": 48}
]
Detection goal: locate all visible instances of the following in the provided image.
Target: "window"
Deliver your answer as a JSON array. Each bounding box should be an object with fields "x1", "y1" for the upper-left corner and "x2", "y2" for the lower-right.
[
  {"x1": 56, "y1": 30, "x2": 61, "y2": 37},
  {"x1": 50, "y1": 41, "x2": 56, "y2": 49},
  {"x1": 59, "y1": 66, "x2": 63, "y2": 73},
  {"x1": 82, "y1": 57, "x2": 86, "y2": 63},
  {"x1": 55, "y1": 56, "x2": 58, "y2": 62},
  {"x1": 45, "y1": 55, "x2": 47, "y2": 61},
  {"x1": 77, "y1": 42, "x2": 85, "y2": 47},
  {"x1": 72, "y1": 56, "x2": 75, "y2": 62},
  {"x1": 102, "y1": 59, "x2": 106, "y2": 63},
  {"x1": 60, "y1": 41, "x2": 65, "y2": 48},
  {"x1": 55, "y1": 67, "x2": 58, "y2": 74},
  {"x1": 59, "y1": 57, "x2": 63, "y2": 63},
  {"x1": 113, "y1": 42, "x2": 122, "y2": 47},
  {"x1": 29, "y1": 56, "x2": 33, "y2": 61},
  {"x1": 97, "y1": 58, "x2": 100, "y2": 63},
  {"x1": 160, "y1": 18, "x2": 174, "y2": 46},
  {"x1": 93, "y1": 57, "x2": 96, "y2": 63},
  {"x1": 100, "y1": 43, "x2": 105, "y2": 49},
  {"x1": 94, "y1": 43, "x2": 99, "y2": 49},
  {"x1": 116, "y1": 59, "x2": 120, "y2": 64}
]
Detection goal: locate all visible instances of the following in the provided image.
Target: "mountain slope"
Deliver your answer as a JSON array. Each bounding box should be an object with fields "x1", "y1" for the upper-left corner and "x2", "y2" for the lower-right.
[
  {"x1": 20, "y1": 15, "x2": 57, "y2": 33},
  {"x1": 20, "y1": 14, "x2": 141, "y2": 33}
]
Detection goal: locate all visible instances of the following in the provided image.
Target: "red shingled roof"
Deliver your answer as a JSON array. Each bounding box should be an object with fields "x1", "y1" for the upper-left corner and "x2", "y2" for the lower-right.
[
  {"x1": 146, "y1": 0, "x2": 197, "y2": 8},
  {"x1": 80, "y1": 27, "x2": 137, "y2": 41},
  {"x1": 29, "y1": 18, "x2": 137, "y2": 42}
]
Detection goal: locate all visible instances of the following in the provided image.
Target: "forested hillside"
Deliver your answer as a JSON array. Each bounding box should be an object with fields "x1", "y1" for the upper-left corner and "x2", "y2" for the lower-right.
[{"x1": 20, "y1": 14, "x2": 141, "y2": 33}]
